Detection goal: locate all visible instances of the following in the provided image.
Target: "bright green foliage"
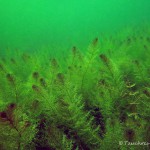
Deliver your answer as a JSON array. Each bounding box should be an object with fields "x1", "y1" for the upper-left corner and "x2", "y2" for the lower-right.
[{"x1": 0, "y1": 28, "x2": 150, "y2": 150}]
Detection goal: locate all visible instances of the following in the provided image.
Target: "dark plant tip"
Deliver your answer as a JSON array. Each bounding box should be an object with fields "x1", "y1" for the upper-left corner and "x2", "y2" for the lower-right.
[
  {"x1": 127, "y1": 37, "x2": 131, "y2": 44},
  {"x1": 1, "y1": 57, "x2": 6, "y2": 63},
  {"x1": 143, "y1": 90, "x2": 150, "y2": 97},
  {"x1": 98, "y1": 79, "x2": 105, "y2": 86},
  {"x1": 140, "y1": 36, "x2": 143, "y2": 40},
  {"x1": 32, "y1": 84, "x2": 40, "y2": 92},
  {"x1": 146, "y1": 37, "x2": 150, "y2": 42},
  {"x1": 125, "y1": 129, "x2": 135, "y2": 142},
  {"x1": 68, "y1": 66, "x2": 72, "y2": 70},
  {"x1": 31, "y1": 99, "x2": 40, "y2": 109},
  {"x1": 24, "y1": 121, "x2": 31, "y2": 128},
  {"x1": 143, "y1": 45, "x2": 148, "y2": 50},
  {"x1": 99, "y1": 54, "x2": 109, "y2": 64},
  {"x1": 0, "y1": 111, "x2": 7, "y2": 119},
  {"x1": 72, "y1": 46, "x2": 77, "y2": 55},
  {"x1": 132, "y1": 60, "x2": 140, "y2": 66},
  {"x1": 6, "y1": 73, "x2": 15, "y2": 83},
  {"x1": 10, "y1": 58, "x2": 16, "y2": 64},
  {"x1": 51, "y1": 58, "x2": 58, "y2": 68},
  {"x1": 22, "y1": 53, "x2": 30, "y2": 62},
  {"x1": 8, "y1": 103, "x2": 16, "y2": 110},
  {"x1": 57, "y1": 73, "x2": 64, "y2": 83},
  {"x1": 129, "y1": 103, "x2": 138, "y2": 113},
  {"x1": 40, "y1": 78, "x2": 47, "y2": 87},
  {"x1": 32, "y1": 71, "x2": 39, "y2": 79},
  {"x1": 0, "y1": 63, "x2": 5, "y2": 71},
  {"x1": 92, "y1": 37, "x2": 99, "y2": 46}
]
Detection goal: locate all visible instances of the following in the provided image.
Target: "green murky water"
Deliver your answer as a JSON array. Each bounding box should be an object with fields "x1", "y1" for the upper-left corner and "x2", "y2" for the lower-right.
[
  {"x1": 0, "y1": 0, "x2": 150, "y2": 51},
  {"x1": 0, "y1": 1, "x2": 150, "y2": 150}
]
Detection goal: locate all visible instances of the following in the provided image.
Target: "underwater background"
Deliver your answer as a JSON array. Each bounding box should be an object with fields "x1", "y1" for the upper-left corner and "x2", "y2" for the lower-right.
[
  {"x1": 0, "y1": 0, "x2": 150, "y2": 150},
  {"x1": 0, "y1": 0, "x2": 150, "y2": 51}
]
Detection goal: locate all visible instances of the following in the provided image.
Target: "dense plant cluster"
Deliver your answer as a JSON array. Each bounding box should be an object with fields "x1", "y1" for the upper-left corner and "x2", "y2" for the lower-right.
[{"x1": 0, "y1": 29, "x2": 150, "y2": 150}]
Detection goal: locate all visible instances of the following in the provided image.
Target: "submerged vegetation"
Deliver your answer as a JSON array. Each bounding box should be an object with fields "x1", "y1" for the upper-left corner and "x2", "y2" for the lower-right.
[{"x1": 0, "y1": 29, "x2": 150, "y2": 150}]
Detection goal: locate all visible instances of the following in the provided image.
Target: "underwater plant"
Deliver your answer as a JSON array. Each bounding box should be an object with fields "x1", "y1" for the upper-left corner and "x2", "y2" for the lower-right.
[{"x1": 0, "y1": 28, "x2": 150, "y2": 150}]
